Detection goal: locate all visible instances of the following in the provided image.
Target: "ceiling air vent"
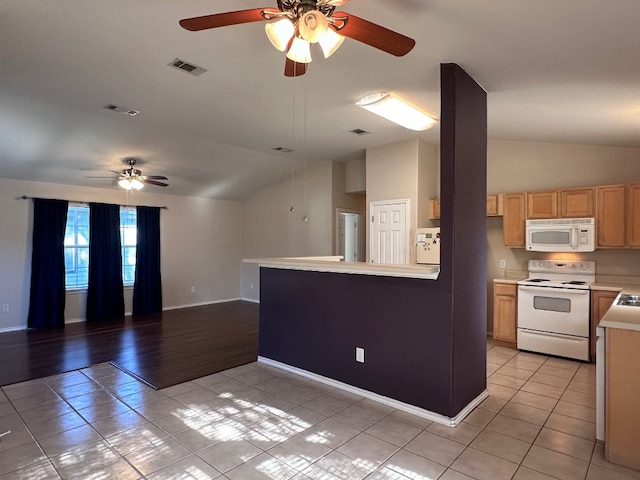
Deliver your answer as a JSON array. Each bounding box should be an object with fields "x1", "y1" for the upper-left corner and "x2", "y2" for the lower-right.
[
  {"x1": 169, "y1": 58, "x2": 208, "y2": 76},
  {"x1": 103, "y1": 104, "x2": 140, "y2": 116},
  {"x1": 350, "y1": 128, "x2": 370, "y2": 136},
  {"x1": 273, "y1": 147, "x2": 294, "y2": 153}
]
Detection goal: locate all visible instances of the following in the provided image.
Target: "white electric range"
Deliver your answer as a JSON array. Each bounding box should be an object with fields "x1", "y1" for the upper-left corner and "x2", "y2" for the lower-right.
[{"x1": 517, "y1": 260, "x2": 595, "y2": 361}]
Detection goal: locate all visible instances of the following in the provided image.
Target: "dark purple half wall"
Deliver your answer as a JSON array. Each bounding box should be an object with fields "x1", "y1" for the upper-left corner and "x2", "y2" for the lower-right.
[{"x1": 258, "y1": 63, "x2": 487, "y2": 418}]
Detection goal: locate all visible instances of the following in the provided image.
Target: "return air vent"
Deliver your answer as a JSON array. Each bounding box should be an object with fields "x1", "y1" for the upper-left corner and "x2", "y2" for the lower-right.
[
  {"x1": 273, "y1": 147, "x2": 294, "y2": 153},
  {"x1": 103, "y1": 104, "x2": 140, "y2": 116},
  {"x1": 350, "y1": 128, "x2": 370, "y2": 136},
  {"x1": 168, "y1": 58, "x2": 208, "y2": 76}
]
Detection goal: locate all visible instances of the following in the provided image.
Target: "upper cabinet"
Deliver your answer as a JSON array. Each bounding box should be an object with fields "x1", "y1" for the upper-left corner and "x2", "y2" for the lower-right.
[
  {"x1": 628, "y1": 182, "x2": 640, "y2": 247},
  {"x1": 597, "y1": 185, "x2": 627, "y2": 248},
  {"x1": 527, "y1": 191, "x2": 558, "y2": 219},
  {"x1": 503, "y1": 193, "x2": 526, "y2": 247},
  {"x1": 487, "y1": 194, "x2": 504, "y2": 216},
  {"x1": 429, "y1": 194, "x2": 503, "y2": 220},
  {"x1": 560, "y1": 187, "x2": 595, "y2": 218}
]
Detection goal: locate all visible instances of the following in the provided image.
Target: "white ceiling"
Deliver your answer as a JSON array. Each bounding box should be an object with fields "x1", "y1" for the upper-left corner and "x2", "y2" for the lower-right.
[{"x1": 1, "y1": 0, "x2": 639, "y2": 200}]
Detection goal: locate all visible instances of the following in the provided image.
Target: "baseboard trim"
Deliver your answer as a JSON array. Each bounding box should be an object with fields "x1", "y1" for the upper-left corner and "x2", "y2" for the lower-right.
[
  {"x1": 240, "y1": 297, "x2": 260, "y2": 304},
  {"x1": 258, "y1": 356, "x2": 488, "y2": 427},
  {"x1": 162, "y1": 298, "x2": 241, "y2": 311},
  {"x1": 0, "y1": 326, "x2": 25, "y2": 333}
]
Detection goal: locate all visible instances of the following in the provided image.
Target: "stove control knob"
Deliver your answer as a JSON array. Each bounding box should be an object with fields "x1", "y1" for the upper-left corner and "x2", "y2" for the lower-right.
[{"x1": 570, "y1": 264, "x2": 576, "y2": 269}]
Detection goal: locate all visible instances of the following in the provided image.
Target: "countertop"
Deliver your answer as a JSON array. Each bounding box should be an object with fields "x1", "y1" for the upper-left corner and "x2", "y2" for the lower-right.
[
  {"x1": 598, "y1": 283, "x2": 640, "y2": 331},
  {"x1": 243, "y1": 257, "x2": 440, "y2": 280}
]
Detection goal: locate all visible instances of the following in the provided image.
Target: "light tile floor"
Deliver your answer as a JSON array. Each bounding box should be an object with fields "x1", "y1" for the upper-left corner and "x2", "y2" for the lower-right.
[{"x1": 1, "y1": 339, "x2": 639, "y2": 479}]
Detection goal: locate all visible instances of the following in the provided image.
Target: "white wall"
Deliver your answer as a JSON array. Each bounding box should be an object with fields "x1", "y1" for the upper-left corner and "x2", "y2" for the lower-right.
[
  {"x1": 366, "y1": 139, "x2": 438, "y2": 264},
  {"x1": 0, "y1": 178, "x2": 242, "y2": 331}
]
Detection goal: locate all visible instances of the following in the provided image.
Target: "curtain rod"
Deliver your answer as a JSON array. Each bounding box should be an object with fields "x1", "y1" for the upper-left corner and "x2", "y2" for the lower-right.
[{"x1": 20, "y1": 196, "x2": 168, "y2": 210}]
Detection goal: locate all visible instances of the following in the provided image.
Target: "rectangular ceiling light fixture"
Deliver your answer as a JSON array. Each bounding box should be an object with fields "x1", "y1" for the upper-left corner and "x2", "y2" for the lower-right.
[{"x1": 356, "y1": 92, "x2": 437, "y2": 131}]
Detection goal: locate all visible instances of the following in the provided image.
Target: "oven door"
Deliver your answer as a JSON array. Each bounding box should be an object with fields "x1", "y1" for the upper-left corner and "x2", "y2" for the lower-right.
[{"x1": 517, "y1": 285, "x2": 590, "y2": 337}]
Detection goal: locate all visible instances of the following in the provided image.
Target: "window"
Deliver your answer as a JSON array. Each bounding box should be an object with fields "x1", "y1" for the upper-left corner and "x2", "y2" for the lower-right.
[{"x1": 63, "y1": 205, "x2": 137, "y2": 289}]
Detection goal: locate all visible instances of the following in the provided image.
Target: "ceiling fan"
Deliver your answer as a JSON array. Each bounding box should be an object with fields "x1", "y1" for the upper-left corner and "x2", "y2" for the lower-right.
[
  {"x1": 179, "y1": 0, "x2": 416, "y2": 77},
  {"x1": 86, "y1": 159, "x2": 169, "y2": 191}
]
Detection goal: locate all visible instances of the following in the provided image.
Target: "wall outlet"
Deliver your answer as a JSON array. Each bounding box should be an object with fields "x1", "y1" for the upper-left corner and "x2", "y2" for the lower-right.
[
  {"x1": 1, "y1": 304, "x2": 8, "y2": 313},
  {"x1": 499, "y1": 259, "x2": 507, "y2": 269},
  {"x1": 191, "y1": 286, "x2": 196, "y2": 293},
  {"x1": 355, "y1": 347, "x2": 365, "y2": 363}
]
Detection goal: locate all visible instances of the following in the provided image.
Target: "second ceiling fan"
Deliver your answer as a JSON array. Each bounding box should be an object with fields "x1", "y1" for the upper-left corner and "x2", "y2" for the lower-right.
[{"x1": 179, "y1": 0, "x2": 416, "y2": 77}]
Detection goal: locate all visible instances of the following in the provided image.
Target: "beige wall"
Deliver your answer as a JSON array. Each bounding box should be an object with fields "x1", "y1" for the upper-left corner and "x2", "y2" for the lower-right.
[
  {"x1": 240, "y1": 160, "x2": 335, "y2": 301},
  {"x1": 486, "y1": 139, "x2": 640, "y2": 332},
  {"x1": 0, "y1": 178, "x2": 242, "y2": 331},
  {"x1": 366, "y1": 139, "x2": 438, "y2": 263}
]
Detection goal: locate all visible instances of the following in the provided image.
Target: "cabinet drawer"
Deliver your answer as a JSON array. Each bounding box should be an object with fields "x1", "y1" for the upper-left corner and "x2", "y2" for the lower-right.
[{"x1": 494, "y1": 283, "x2": 517, "y2": 296}]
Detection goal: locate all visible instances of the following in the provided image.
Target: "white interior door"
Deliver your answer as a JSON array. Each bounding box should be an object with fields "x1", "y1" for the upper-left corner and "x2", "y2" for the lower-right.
[{"x1": 370, "y1": 200, "x2": 409, "y2": 264}]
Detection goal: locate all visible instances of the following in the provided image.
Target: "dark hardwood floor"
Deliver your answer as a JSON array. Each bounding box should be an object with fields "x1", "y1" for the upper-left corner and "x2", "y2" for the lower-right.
[{"x1": 0, "y1": 301, "x2": 259, "y2": 389}]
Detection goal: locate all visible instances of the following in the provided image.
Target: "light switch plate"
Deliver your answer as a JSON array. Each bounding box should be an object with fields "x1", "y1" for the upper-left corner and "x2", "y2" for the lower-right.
[{"x1": 356, "y1": 347, "x2": 365, "y2": 363}]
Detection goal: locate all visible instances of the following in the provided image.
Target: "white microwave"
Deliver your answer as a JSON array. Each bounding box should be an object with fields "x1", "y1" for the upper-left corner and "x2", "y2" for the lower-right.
[{"x1": 525, "y1": 218, "x2": 596, "y2": 252}]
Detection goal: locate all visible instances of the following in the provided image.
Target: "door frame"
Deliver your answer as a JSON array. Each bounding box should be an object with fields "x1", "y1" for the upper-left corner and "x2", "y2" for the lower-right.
[
  {"x1": 369, "y1": 198, "x2": 411, "y2": 264},
  {"x1": 335, "y1": 208, "x2": 365, "y2": 261}
]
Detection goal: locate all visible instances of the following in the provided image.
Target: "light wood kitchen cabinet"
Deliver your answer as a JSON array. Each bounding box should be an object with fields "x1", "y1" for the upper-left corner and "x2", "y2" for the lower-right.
[
  {"x1": 486, "y1": 194, "x2": 504, "y2": 216},
  {"x1": 627, "y1": 182, "x2": 640, "y2": 247},
  {"x1": 503, "y1": 193, "x2": 526, "y2": 247},
  {"x1": 493, "y1": 283, "x2": 518, "y2": 347},
  {"x1": 428, "y1": 199, "x2": 441, "y2": 220},
  {"x1": 606, "y1": 328, "x2": 640, "y2": 470},
  {"x1": 590, "y1": 290, "x2": 618, "y2": 358},
  {"x1": 597, "y1": 185, "x2": 627, "y2": 248},
  {"x1": 527, "y1": 191, "x2": 558, "y2": 219},
  {"x1": 560, "y1": 187, "x2": 595, "y2": 218}
]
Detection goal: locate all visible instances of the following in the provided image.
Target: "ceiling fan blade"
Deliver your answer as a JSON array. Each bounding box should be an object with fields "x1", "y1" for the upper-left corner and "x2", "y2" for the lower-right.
[
  {"x1": 85, "y1": 176, "x2": 118, "y2": 179},
  {"x1": 179, "y1": 8, "x2": 272, "y2": 32},
  {"x1": 334, "y1": 12, "x2": 416, "y2": 57},
  {"x1": 325, "y1": 0, "x2": 350, "y2": 5},
  {"x1": 284, "y1": 57, "x2": 307, "y2": 77},
  {"x1": 108, "y1": 170, "x2": 123, "y2": 175},
  {"x1": 144, "y1": 179, "x2": 169, "y2": 187},
  {"x1": 144, "y1": 175, "x2": 168, "y2": 180}
]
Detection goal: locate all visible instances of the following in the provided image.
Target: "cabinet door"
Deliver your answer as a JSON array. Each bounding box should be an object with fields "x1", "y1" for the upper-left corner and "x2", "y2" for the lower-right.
[
  {"x1": 487, "y1": 194, "x2": 504, "y2": 216},
  {"x1": 628, "y1": 183, "x2": 640, "y2": 247},
  {"x1": 590, "y1": 290, "x2": 618, "y2": 358},
  {"x1": 428, "y1": 199, "x2": 441, "y2": 220},
  {"x1": 597, "y1": 185, "x2": 626, "y2": 248},
  {"x1": 503, "y1": 193, "x2": 526, "y2": 247},
  {"x1": 493, "y1": 283, "x2": 518, "y2": 343},
  {"x1": 560, "y1": 187, "x2": 595, "y2": 218},
  {"x1": 527, "y1": 191, "x2": 558, "y2": 219}
]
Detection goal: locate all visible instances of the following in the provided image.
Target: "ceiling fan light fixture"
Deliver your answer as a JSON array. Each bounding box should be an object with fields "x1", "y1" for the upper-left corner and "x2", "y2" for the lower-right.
[
  {"x1": 265, "y1": 18, "x2": 295, "y2": 52},
  {"x1": 356, "y1": 92, "x2": 438, "y2": 131},
  {"x1": 298, "y1": 11, "x2": 329, "y2": 44},
  {"x1": 319, "y1": 27, "x2": 344, "y2": 58},
  {"x1": 286, "y1": 36, "x2": 312, "y2": 64}
]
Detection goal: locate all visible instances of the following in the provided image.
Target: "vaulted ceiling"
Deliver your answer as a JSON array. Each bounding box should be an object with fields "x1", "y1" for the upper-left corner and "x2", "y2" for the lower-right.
[{"x1": 1, "y1": 0, "x2": 639, "y2": 200}]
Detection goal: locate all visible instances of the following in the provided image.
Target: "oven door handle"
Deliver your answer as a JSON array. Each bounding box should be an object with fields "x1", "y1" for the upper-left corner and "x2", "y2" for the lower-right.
[{"x1": 518, "y1": 285, "x2": 590, "y2": 295}]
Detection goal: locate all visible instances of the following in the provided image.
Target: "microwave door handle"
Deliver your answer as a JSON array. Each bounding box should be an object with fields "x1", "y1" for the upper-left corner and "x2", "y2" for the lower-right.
[{"x1": 571, "y1": 226, "x2": 578, "y2": 249}]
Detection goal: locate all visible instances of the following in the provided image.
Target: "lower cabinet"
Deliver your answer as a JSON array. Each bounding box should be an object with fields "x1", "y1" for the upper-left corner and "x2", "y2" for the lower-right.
[
  {"x1": 590, "y1": 290, "x2": 618, "y2": 358},
  {"x1": 493, "y1": 282, "x2": 518, "y2": 347}
]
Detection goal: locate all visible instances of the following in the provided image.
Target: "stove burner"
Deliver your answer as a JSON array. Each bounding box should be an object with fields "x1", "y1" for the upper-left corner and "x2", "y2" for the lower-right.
[
  {"x1": 563, "y1": 281, "x2": 587, "y2": 285},
  {"x1": 527, "y1": 278, "x2": 550, "y2": 282}
]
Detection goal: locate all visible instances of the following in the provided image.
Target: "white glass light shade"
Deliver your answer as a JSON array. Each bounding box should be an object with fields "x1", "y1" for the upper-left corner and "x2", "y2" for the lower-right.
[
  {"x1": 265, "y1": 18, "x2": 295, "y2": 52},
  {"x1": 118, "y1": 177, "x2": 144, "y2": 191},
  {"x1": 299, "y1": 11, "x2": 328, "y2": 44},
  {"x1": 286, "y1": 36, "x2": 312, "y2": 64},
  {"x1": 118, "y1": 178, "x2": 133, "y2": 190},
  {"x1": 356, "y1": 92, "x2": 437, "y2": 131},
  {"x1": 319, "y1": 27, "x2": 344, "y2": 58}
]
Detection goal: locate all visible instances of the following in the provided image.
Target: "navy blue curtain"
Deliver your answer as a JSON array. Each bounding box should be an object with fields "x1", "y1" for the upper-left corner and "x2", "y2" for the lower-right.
[
  {"x1": 86, "y1": 202, "x2": 124, "y2": 322},
  {"x1": 133, "y1": 206, "x2": 162, "y2": 315},
  {"x1": 27, "y1": 199, "x2": 69, "y2": 328}
]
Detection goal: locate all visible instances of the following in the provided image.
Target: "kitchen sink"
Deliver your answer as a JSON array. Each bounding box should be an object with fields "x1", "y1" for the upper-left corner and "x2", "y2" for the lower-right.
[{"x1": 616, "y1": 294, "x2": 640, "y2": 307}]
